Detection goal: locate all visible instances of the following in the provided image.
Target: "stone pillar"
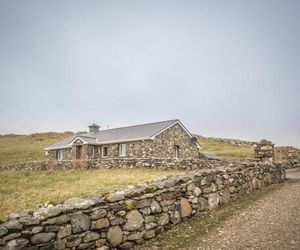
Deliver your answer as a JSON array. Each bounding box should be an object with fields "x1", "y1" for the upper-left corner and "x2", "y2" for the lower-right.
[{"x1": 254, "y1": 139, "x2": 274, "y2": 162}]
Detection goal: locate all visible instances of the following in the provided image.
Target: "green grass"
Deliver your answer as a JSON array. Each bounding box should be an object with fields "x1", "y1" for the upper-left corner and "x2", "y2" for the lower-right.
[
  {"x1": 198, "y1": 137, "x2": 254, "y2": 161},
  {"x1": 0, "y1": 132, "x2": 73, "y2": 165},
  {"x1": 0, "y1": 168, "x2": 184, "y2": 220}
]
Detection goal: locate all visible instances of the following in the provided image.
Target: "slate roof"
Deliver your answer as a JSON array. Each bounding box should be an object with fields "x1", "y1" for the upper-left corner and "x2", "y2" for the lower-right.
[
  {"x1": 199, "y1": 151, "x2": 221, "y2": 161},
  {"x1": 45, "y1": 119, "x2": 187, "y2": 150}
]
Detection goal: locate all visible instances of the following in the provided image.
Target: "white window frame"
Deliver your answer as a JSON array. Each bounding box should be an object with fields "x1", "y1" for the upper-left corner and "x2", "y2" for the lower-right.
[
  {"x1": 119, "y1": 143, "x2": 128, "y2": 157},
  {"x1": 102, "y1": 146, "x2": 108, "y2": 158},
  {"x1": 57, "y1": 149, "x2": 63, "y2": 161},
  {"x1": 91, "y1": 146, "x2": 95, "y2": 158}
]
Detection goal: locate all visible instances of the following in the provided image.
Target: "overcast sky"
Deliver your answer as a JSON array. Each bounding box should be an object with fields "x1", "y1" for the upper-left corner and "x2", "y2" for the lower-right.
[{"x1": 0, "y1": 0, "x2": 299, "y2": 147}]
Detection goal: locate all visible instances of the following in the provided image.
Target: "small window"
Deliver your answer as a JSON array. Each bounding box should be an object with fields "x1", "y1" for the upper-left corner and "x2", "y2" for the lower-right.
[
  {"x1": 119, "y1": 144, "x2": 128, "y2": 157},
  {"x1": 174, "y1": 145, "x2": 180, "y2": 158},
  {"x1": 57, "y1": 150, "x2": 63, "y2": 161},
  {"x1": 102, "y1": 146, "x2": 108, "y2": 157}
]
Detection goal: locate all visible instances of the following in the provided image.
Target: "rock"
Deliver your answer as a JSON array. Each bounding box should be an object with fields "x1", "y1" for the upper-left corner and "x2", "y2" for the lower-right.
[
  {"x1": 124, "y1": 200, "x2": 137, "y2": 210},
  {"x1": 127, "y1": 231, "x2": 145, "y2": 240},
  {"x1": 57, "y1": 224, "x2": 72, "y2": 239},
  {"x1": 157, "y1": 213, "x2": 169, "y2": 226},
  {"x1": 32, "y1": 226, "x2": 43, "y2": 234},
  {"x1": 119, "y1": 241, "x2": 135, "y2": 249},
  {"x1": 180, "y1": 198, "x2": 192, "y2": 217},
  {"x1": 65, "y1": 237, "x2": 82, "y2": 248},
  {"x1": 91, "y1": 218, "x2": 110, "y2": 230},
  {"x1": 71, "y1": 213, "x2": 91, "y2": 234},
  {"x1": 4, "y1": 233, "x2": 21, "y2": 241},
  {"x1": 198, "y1": 197, "x2": 208, "y2": 211},
  {"x1": 207, "y1": 193, "x2": 220, "y2": 210},
  {"x1": 54, "y1": 239, "x2": 67, "y2": 250},
  {"x1": 6, "y1": 238, "x2": 29, "y2": 250},
  {"x1": 107, "y1": 226, "x2": 123, "y2": 247},
  {"x1": 43, "y1": 215, "x2": 70, "y2": 225},
  {"x1": 110, "y1": 217, "x2": 126, "y2": 226},
  {"x1": 187, "y1": 183, "x2": 195, "y2": 191},
  {"x1": 2, "y1": 220, "x2": 23, "y2": 231},
  {"x1": 145, "y1": 215, "x2": 155, "y2": 223},
  {"x1": 95, "y1": 238, "x2": 106, "y2": 247},
  {"x1": 106, "y1": 192, "x2": 125, "y2": 202},
  {"x1": 90, "y1": 209, "x2": 107, "y2": 220},
  {"x1": 64, "y1": 197, "x2": 95, "y2": 210},
  {"x1": 97, "y1": 246, "x2": 110, "y2": 250},
  {"x1": 33, "y1": 206, "x2": 62, "y2": 220},
  {"x1": 136, "y1": 199, "x2": 151, "y2": 208},
  {"x1": 193, "y1": 187, "x2": 202, "y2": 196},
  {"x1": 123, "y1": 210, "x2": 144, "y2": 231},
  {"x1": 31, "y1": 232, "x2": 55, "y2": 244},
  {"x1": 144, "y1": 229, "x2": 156, "y2": 239},
  {"x1": 83, "y1": 231, "x2": 100, "y2": 242},
  {"x1": 145, "y1": 222, "x2": 157, "y2": 230},
  {"x1": 150, "y1": 200, "x2": 162, "y2": 214},
  {"x1": 221, "y1": 189, "x2": 231, "y2": 205},
  {"x1": 0, "y1": 226, "x2": 8, "y2": 236},
  {"x1": 19, "y1": 217, "x2": 40, "y2": 226},
  {"x1": 78, "y1": 242, "x2": 95, "y2": 249}
]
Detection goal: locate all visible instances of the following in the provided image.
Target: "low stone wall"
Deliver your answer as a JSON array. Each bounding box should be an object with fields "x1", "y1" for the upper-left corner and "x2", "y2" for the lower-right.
[
  {"x1": 0, "y1": 162, "x2": 285, "y2": 250},
  {"x1": 0, "y1": 158, "x2": 235, "y2": 171}
]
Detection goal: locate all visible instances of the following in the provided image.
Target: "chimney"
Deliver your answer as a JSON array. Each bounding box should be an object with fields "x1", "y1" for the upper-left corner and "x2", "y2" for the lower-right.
[{"x1": 88, "y1": 123, "x2": 100, "y2": 133}]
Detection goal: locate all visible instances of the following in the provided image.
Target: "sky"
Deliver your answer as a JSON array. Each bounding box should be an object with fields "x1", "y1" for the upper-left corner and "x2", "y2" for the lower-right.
[{"x1": 0, "y1": 0, "x2": 299, "y2": 147}]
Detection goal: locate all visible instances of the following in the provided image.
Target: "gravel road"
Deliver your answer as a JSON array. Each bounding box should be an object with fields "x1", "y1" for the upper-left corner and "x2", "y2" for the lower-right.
[{"x1": 180, "y1": 167, "x2": 300, "y2": 250}]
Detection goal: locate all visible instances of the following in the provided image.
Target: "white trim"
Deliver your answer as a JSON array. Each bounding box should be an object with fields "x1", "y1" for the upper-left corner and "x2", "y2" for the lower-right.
[{"x1": 68, "y1": 136, "x2": 89, "y2": 145}]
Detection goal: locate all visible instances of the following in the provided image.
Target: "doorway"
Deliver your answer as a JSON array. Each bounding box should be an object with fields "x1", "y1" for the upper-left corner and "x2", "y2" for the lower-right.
[{"x1": 76, "y1": 145, "x2": 82, "y2": 160}]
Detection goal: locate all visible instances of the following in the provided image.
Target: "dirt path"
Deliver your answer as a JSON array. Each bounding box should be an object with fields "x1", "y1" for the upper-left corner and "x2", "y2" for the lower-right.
[{"x1": 180, "y1": 168, "x2": 300, "y2": 250}]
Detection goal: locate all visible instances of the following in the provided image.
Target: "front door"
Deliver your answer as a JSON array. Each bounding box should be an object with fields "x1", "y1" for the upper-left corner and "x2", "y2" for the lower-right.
[{"x1": 76, "y1": 145, "x2": 82, "y2": 160}]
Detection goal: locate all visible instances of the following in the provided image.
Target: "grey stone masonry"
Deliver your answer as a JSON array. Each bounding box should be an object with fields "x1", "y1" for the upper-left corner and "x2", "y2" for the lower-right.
[
  {"x1": 254, "y1": 139, "x2": 275, "y2": 162},
  {"x1": 0, "y1": 162, "x2": 285, "y2": 250}
]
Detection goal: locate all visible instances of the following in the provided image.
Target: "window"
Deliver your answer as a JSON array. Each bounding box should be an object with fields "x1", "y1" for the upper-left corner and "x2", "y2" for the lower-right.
[
  {"x1": 102, "y1": 146, "x2": 108, "y2": 157},
  {"x1": 91, "y1": 146, "x2": 96, "y2": 158},
  {"x1": 174, "y1": 145, "x2": 180, "y2": 158},
  {"x1": 119, "y1": 144, "x2": 128, "y2": 157},
  {"x1": 56, "y1": 150, "x2": 63, "y2": 161}
]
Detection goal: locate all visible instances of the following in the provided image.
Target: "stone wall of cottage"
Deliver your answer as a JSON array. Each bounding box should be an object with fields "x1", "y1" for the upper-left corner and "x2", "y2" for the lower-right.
[
  {"x1": 46, "y1": 123, "x2": 199, "y2": 161},
  {"x1": 0, "y1": 162, "x2": 285, "y2": 250}
]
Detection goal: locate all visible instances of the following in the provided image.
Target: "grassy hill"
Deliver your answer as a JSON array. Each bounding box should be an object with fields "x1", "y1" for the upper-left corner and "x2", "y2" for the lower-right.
[
  {"x1": 0, "y1": 132, "x2": 299, "y2": 165},
  {"x1": 0, "y1": 132, "x2": 73, "y2": 165}
]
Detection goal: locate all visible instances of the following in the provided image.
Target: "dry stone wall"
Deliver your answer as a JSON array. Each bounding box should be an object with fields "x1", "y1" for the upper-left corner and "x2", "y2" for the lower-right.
[
  {"x1": 0, "y1": 158, "x2": 237, "y2": 172},
  {"x1": 0, "y1": 162, "x2": 285, "y2": 250}
]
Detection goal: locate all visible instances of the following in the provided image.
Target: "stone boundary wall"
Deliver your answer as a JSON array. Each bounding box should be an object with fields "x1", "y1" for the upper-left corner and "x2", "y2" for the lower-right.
[
  {"x1": 0, "y1": 158, "x2": 235, "y2": 171},
  {"x1": 0, "y1": 162, "x2": 285, "y2": 250}
]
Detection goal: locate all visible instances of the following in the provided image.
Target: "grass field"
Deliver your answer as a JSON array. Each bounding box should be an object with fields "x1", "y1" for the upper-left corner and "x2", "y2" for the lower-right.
[
  {"x1": 198, "y1": 137, "x2": 254, "y2": 161},
  {"x1": 0, "y1": 168, "x2": 183, "y2": 220},
  {"x1": 0, "y1": 132, "x2": 73, "y2": 165}
]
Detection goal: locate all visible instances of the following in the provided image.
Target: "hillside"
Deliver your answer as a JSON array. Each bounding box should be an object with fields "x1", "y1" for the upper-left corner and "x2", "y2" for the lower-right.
[
  {"x1": 197, "y1": 135, "x2": 300, "y2": 162},
  {"x1": 0, "y1": 132, "x2": 299, "y2": 165},
  {"x1": 0, "y1": 132, "x2": 73, "y2": 165}
]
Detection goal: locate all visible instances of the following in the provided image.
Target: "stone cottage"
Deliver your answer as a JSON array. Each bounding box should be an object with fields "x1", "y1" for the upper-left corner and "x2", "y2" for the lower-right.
[{"x1": 45, "y1": 119, "x2": 202, "y2": 161}]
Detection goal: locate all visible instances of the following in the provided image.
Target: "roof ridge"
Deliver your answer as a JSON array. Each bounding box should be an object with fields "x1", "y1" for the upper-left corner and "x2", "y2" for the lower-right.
[{"x1": 94, "y1": 119, "x2": 179, "y2": 133}]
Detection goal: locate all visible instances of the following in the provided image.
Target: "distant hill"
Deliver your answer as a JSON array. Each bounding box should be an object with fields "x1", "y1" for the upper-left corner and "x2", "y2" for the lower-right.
[
  {"x1": 0, "y1": 132, "x2": 73, "y2": 165},
  {"x1": 0, "y1": 132, "x2": 299, "y2": 165},
  {"x1": 196, "y1": 135, "x2": 300, "y2": 162}
]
